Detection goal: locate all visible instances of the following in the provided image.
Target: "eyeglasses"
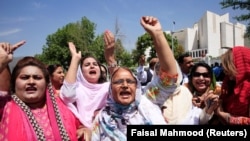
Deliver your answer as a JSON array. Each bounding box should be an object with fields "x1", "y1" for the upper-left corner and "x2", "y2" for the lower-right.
[
  {"x1": 112, "y1": 79, "x2": 136, "y2": 86},
  {"x1": 193, "y1": 72, "x2": 210, "y2": 78}
]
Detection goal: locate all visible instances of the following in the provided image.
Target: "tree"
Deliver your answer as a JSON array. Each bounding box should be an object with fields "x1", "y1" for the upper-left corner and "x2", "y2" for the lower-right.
[
  {"x1": 36, "y1": 16, "x2": 134, "y2": 69},
  {"x1": 174, "y1": 44, "x2": 185, "y2": 59},
  {"x1": 89, "y1": 34, "x2": 106, "y2": 64},
  {"x1": 112, "y1": 17, "x2": 133, "y2": 67},
  {"x1": 133, "y1": 32, "x2": 154, "y2": 65},
  {"x1": 114, "y1": 39, "x2": 134, "y2": 67},
  {"x1": 35, "y1": 17, "x2": 97, "y2": 69},
  {"x1": 132, "y1": 31, "x2": 184, "y2": 65},
  {"x1": 220, "y1": 0, "x2": 250, "y2": 37}
]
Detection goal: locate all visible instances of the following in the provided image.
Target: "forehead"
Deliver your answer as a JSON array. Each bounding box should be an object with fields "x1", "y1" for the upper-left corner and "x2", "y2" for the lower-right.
[
  {"x1": 112, "y1": 69, "x2": 134, "y2": 80},
  {"x1": 54, "y1": 66, "x2": 63, "y2": 71},
  {"x1": 183, "y1": 56, "x2": 193, "y2": 62},
  {"x1": 19, "y1": 66, "x2": 43, "y2": 75},
  {"x1": 195, "y1": 66, "x2": 208, "y2": 72},
  {"x1": 83, "y1": 57, "x2": 97, "y2": 63}
]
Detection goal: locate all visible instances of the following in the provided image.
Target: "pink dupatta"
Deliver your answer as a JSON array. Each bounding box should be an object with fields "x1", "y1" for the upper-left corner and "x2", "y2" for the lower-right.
[
  {"x1": 63, "y1": 66, "x2": 109, "y2": 128},
  {"x1": 0, "y1": 89, "x2": 80, "y2": 141}
]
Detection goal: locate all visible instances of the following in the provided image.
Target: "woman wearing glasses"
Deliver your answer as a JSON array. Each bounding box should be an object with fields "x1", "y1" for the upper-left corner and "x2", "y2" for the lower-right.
[{"x1": 91, "y1": 16, "x2": 176, "y2": 141}]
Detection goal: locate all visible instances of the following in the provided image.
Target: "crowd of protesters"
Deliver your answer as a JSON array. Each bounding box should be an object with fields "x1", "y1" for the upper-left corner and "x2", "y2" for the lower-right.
[{"x1": 0, "y1": 15, "x2": 249, "y2": 141}]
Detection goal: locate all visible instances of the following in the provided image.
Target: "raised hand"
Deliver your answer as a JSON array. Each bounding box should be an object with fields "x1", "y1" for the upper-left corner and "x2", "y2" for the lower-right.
[
  {"x1": 139, "y1": 55, "x2": 146, "y2": 66},
  {"x1": 104, "y1": 30, "x2": 115, "y2": 54},
  {"x1": 10, "y1": 40, "x2": 26, "y2": 52},
  {"x1": 103, "y1": 30, "x2": 116, "y2": 66},
  {"x1": 68, "y1": 42, "x2": 81, "y2": 60},
  {"x1": 0, "y1": 40, "x2": 26, "y2": 71},
  {"x1": 104, "y1": 30, "x2": 115, "y2": 50},
  {"x1": 140, "y1": 16, "x2": 162, "y2": 34}
]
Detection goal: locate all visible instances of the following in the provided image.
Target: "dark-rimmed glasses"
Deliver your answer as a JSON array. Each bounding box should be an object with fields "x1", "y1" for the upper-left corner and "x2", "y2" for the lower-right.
[{"x1": 112, "y1": 79, "x2": 136, "y2": 86}]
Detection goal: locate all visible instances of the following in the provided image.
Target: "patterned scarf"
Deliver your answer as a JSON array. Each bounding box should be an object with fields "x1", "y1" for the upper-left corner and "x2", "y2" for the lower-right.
[
  {"x1": 91, "y1": 68, "x2": 167, "y2": 141},
  {"x1": 0, "y1": 83, "x2": 72, "y2": 141},
  {"x1": 95, "y1": 83, "x2": 152, "y2": 141}
]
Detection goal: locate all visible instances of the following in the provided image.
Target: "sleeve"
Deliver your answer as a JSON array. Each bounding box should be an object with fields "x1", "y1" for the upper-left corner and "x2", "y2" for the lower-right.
[
  {"x1": 158, "y1": 68, "x2": 178, "y2": 87},
  {"x1": 144, "y1": 65, "x2": 179, "y2": 106},
  {"x1": 60, "y1": 80, "x2": 78, "y2": 103},
  {"x1": 229, "y1": 116, "x2": 250, "y2": 125},
  {"x1": 199, "y1": 108, "x2": 213, "y2": 125},
  {"x1": 136, "y1": 65, "x2": 147, "y2": 83}
]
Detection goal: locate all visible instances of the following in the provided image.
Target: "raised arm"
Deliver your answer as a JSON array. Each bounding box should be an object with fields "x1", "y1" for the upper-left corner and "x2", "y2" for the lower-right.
[
  {"x1": 140, "y1": 16, "x2": 177, "y2": 75},
  {"x1": 64, "y1": 42, "x2": 82, "y2": 83},
  {"x1": 103, "y1": 30, "x2": 117, "y2": 74},
  {"x1": 60, "y1": 42, "x2": 82, "y2": 102},
  {"x1": 0, "y1": 40, "x2": 25, "y2": 91},
  {"x1": 1, "y1": 41, "x2": 25, "y2": 120}
]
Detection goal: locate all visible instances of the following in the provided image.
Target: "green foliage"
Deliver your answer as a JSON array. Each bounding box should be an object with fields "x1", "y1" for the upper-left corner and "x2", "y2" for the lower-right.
[
  {"x1": 35, "y1": 16, "x2": 134, "y2": 69},
  {"x1": 114, "y1": 39, "x2": 128, "y2": 66},
  {"x1": 36, "y1": 17, "x2": 96, "y2": 69},
  {"x1": 132, "y1": 32, "x2": 155, "y2": 65},
  {"x1": 174, "y1": 44, "x2": 185, "y2": 59},
  {"x1": 132, "y1": 31, "x2": 184, "y2": 65},
  {"x1": 220, "y1": 0, "x2": 250, "y2": 38},
  {"x1": 89, "y1": 34, "x2": 106, "y2": 64}
]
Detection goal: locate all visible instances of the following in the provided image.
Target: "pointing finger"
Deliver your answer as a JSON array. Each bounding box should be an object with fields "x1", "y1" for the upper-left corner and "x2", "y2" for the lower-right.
[{"x1": 11, "y1": 40, "x2": 26, "y2": 52}]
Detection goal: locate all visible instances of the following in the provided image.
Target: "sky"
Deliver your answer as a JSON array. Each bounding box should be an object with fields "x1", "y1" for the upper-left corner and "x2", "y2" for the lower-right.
[{"x1": 1, "y1": 0, "x2": 248, "y2": 57}]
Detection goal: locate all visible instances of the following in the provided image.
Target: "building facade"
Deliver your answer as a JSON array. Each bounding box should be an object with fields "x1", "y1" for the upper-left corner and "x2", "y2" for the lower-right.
[{"x1": 170, "y1": 11, "x2": 246, "y2": 65}]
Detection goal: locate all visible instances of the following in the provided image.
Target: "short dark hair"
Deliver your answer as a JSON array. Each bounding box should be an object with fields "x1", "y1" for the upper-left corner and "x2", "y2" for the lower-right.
[
  {"x1": 214, "y1": 62, "x2": 219, "y2": 66},
  {"x1": 99, "y1": 64, "x2": 108, "y2": 83},
  {"x1": 11, "y1": 56, "x2": 49, "y2": 93},
  {"x1": 177, "y1": 52, "x2": 191, "y2": 64},
  {"x1": 47, "y1": 64, "x2": 62, "y2": 76}
]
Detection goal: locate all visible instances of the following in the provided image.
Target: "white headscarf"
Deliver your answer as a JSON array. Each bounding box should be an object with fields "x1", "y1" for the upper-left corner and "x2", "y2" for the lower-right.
[
  {"x1": 61, "y1": 66, "x2": 110, "y2": 128},
  {"x1": 91, "y1": 67, "x2": 166, "y2": 141}
]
